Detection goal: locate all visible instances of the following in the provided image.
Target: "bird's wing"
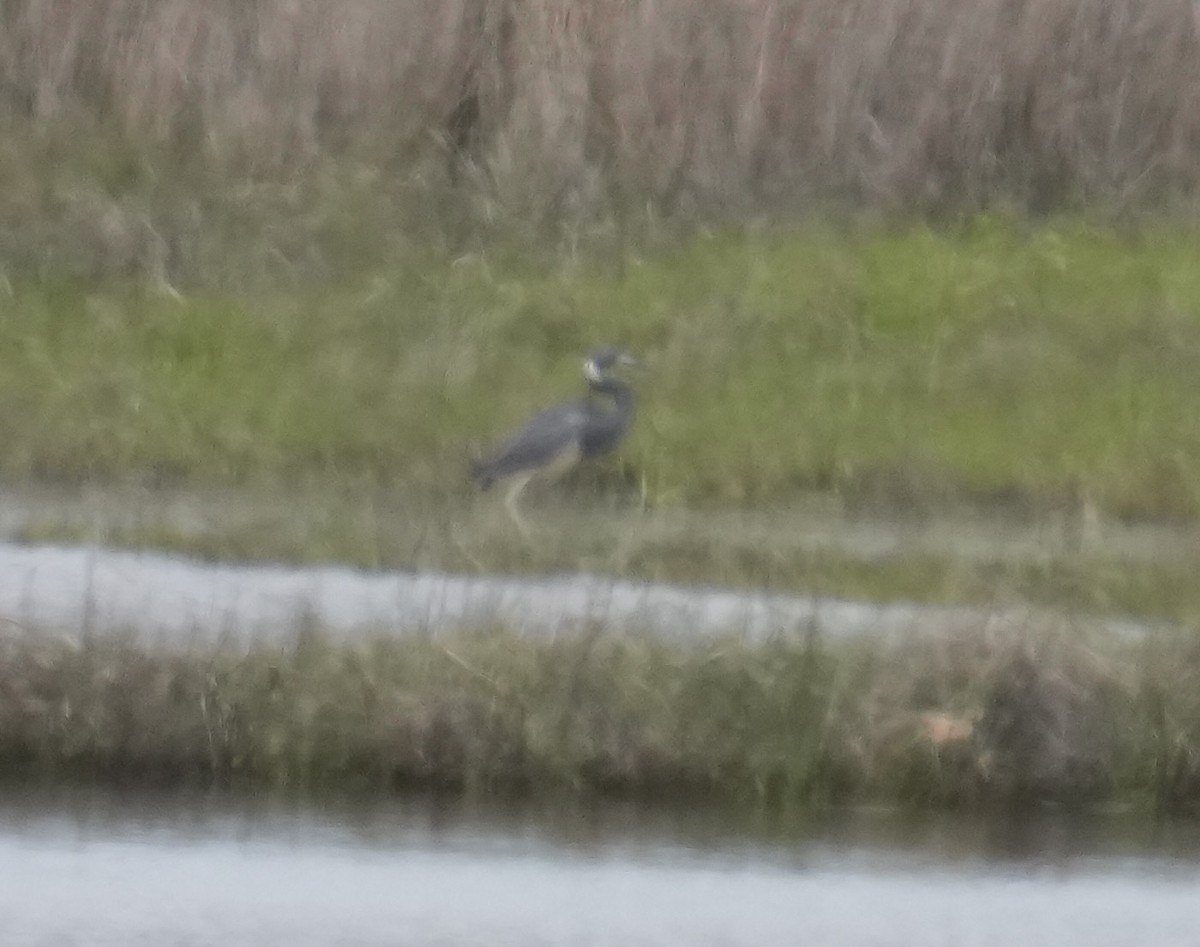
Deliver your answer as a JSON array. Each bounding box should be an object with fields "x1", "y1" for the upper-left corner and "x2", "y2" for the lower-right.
[{"x1": 475, "y1": 401, "x2": 589, "y2": 483}]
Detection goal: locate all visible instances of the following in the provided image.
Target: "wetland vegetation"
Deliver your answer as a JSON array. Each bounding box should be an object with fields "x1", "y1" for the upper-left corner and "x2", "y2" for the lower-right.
[
  {"x1": 1, "y1": 0, "x2": 1199, "y2": 809},
  {"x1": 3, "y1": 619, "x2": 1199, "y2": 812},
  {"x1": 4, "y1": 222, "x2": 1200, "y2": 524},
  {"x1": 5, "y1": 221, "x2": 1200, "y2": 629}
]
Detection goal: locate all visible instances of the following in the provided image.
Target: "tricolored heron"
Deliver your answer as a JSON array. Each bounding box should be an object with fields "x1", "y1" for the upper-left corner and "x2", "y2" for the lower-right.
[{"x1": 472, "y1": 345, "x2": 637, "y2": 533}]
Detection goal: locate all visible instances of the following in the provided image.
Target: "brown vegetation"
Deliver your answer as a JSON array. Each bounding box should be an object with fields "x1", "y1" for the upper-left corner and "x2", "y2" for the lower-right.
[
  {"x1": 3, "y1": 0, "x2": 1200, "y2": 231},
  {"x1": 2, "y1": 620, "x2": 1199, "y2": 811}
]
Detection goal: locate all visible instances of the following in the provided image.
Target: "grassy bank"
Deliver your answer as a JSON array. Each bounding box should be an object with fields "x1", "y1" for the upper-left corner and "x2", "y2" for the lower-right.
[
  {"x1": 2, "y1": 621, "x2": 1198, "y2": 812},
  {"x1": 3, "y1": 220, "x2": 1200, "y2": 520}
]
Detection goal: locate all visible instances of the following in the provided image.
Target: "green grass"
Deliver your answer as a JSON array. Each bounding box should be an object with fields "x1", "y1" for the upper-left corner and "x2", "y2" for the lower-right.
[
  {"x1": 3, "y1": 217, "x2": 1200, "y2": 519},
  {"x1": 2, "y1": 620, "x2": 1199, "y2": 811}
]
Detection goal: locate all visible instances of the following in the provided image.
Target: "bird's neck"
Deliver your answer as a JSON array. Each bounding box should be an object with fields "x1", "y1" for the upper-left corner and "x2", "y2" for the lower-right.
[{"x1": 588, "y1": 377, "x2": 633, "y2": 415}]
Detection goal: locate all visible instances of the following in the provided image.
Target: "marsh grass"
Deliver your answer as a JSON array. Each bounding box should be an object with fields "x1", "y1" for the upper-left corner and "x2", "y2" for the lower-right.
[
  {"x1": 2, "y1": 620, "x2": 1199, "y2": 811},
  {"x1": 3, "y1": 7, "x2": 1200, "y2": 533},
  {"x1": 3, "y1": 221, "x2": 1200, "y2": 521},
  {"x1": 2, "y1": 0, "x2": 1195, "y2": 812},
  {"x1": 4, "y1": 0, "x2": 1200, "y2": 254}
]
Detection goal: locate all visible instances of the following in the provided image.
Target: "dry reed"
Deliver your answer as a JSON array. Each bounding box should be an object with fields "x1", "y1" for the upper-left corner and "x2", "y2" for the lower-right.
[{"x1": 2, "y1": 0, "x2": 1200, "y2": 226}]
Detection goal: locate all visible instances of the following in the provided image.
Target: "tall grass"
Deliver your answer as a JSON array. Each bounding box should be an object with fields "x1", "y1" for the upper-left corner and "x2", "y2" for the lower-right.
[
  {"x1": 3, "y1": 620, "x2": 1199, "y2": 811},
  {"x1": 3, "y1": 0, "x2": 1200, "y2": 285},
  {"x1": 5, "y1": 0, "x2": 1198, "y2": 212}
]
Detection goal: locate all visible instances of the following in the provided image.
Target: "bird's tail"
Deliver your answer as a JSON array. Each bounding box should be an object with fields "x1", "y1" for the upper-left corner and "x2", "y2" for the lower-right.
[
  {"x1": 470, "y1": 458, "x2": 495, "y2": 490},
  {"x1": 465, "y1": 438, "x2": 495, "y2": 489}
]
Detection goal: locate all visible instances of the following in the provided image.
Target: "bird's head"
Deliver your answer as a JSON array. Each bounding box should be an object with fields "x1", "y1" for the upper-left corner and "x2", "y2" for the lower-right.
[{"x1": 583, "y1": 345, "x2": 637, "y2": 384}]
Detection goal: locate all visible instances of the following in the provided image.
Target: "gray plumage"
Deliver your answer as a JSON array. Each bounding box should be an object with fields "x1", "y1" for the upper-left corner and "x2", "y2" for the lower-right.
[{"x1": 472, "y1": 345, "x2": 636, "y2": 491}]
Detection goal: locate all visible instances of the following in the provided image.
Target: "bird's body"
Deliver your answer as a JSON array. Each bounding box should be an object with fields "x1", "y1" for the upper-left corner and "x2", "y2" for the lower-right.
[
  {"x1": 472, "y1": 346, "x2": 637, "y2": 532},
  {"x1": 472, "y1": 380, "x2": 633, "y2": 488}
]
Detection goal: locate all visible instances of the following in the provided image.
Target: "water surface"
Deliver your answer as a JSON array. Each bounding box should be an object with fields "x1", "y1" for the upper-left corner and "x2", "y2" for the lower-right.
[{"x1": 2, "y1": 789, "x2": 1199, "y2": 946}]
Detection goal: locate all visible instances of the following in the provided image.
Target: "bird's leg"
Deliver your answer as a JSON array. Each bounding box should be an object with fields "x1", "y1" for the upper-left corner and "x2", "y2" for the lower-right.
[{"x1": 504, "y1": 472, "x2": 535, "y2": 540}]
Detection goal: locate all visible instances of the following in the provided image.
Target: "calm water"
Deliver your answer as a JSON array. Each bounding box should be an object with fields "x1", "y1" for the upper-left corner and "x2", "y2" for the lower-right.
[{"x1": 2, "y1": 789, "x2": 1199, "y2": 947}]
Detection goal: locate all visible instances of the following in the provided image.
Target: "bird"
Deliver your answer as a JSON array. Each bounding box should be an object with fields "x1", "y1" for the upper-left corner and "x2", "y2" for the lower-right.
[{"x1": 471, "y1": 345, "x2": 638, "y2": 533}]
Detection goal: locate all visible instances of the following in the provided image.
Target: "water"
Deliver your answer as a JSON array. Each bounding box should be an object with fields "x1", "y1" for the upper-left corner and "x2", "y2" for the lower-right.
[
  {"x1": 2, "y1": 789, "x2": 1199, "y2": 946},
  {"x1": 0, "y1": 484, "x2": 1181, "y2": 646},
  {"x1": 0, "y1": 541, "x2": 1156, "y2": 647}
]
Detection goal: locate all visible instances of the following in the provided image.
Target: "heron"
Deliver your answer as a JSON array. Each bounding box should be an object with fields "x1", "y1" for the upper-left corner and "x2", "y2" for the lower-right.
[{"x1": 471, "y1": 345, "x2": 638, "y2": 533}]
